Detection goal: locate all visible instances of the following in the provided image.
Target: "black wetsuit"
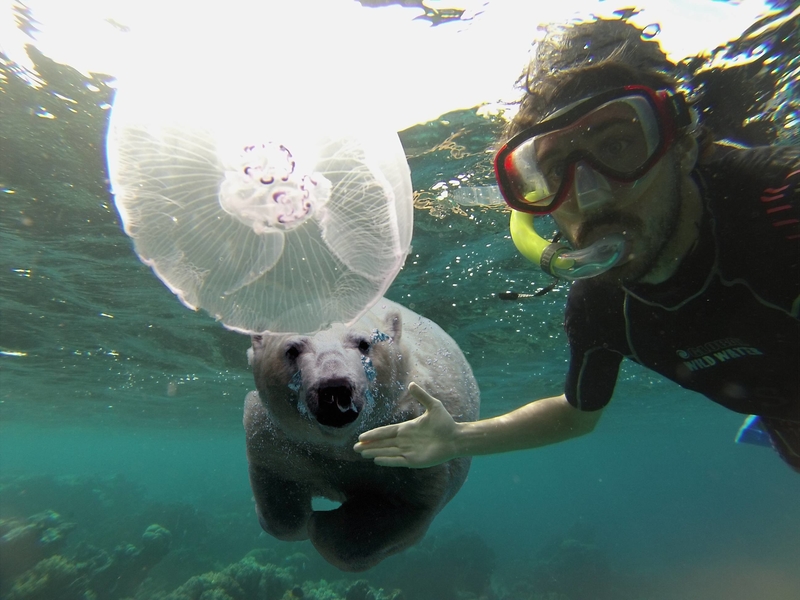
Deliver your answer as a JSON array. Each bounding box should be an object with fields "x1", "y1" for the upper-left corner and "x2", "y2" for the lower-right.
[{"x1": 563, "y1": 145, "x2": 800, "y2": 469}]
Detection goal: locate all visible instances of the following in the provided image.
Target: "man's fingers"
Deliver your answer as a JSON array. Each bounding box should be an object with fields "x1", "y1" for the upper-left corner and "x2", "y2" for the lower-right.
[
  {"x1": 354, "y1": 439, "x2": 401, "y2": 453},
  {"x1": 357, "y1": 423, "x2": 400, "y2": 443},
  {"x1": 356, "y1": 445, "x2": 404, "y2": 459},
  {"x1": 408, "y1": 382, "x2": 441, "y2": 410},
  {"x1": 372, "y1": 456, "x2": 410, "y2": 468}
]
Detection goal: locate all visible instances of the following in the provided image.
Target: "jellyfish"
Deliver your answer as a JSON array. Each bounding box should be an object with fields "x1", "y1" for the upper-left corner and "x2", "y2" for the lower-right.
[{"x1": 106, "y1": 82, "x2": 413, "y2": 335}]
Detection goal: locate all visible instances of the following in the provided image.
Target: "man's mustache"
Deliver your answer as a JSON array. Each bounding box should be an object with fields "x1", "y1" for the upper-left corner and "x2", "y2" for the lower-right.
[{"x1": 574, "y1": 210, "x2": 643, "y2": 247}]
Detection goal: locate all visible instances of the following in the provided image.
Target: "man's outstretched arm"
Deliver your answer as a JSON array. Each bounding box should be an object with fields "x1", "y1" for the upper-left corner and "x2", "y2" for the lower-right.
[{"x1": 353, "y1": 382, "x2": 602, "y2": 468}]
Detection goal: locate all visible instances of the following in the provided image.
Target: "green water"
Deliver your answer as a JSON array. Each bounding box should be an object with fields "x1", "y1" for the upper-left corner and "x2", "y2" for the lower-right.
[{"x1": 1, "y1": 3, "x2": 799, "y2": 599}]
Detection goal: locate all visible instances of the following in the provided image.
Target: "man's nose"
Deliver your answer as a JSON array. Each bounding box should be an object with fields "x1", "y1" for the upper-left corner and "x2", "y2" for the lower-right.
[{"x1": 572, "y1": 162, "x2": 614, "y2": 212}]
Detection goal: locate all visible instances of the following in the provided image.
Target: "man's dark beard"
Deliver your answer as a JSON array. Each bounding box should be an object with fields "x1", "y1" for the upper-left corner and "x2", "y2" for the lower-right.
[{"x1": 573, "y1": 163, "x2": 683, "y2": 286}]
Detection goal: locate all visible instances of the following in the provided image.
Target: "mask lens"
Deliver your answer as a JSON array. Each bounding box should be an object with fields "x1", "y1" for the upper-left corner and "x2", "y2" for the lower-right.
[
  {"x1": 504, "y1": 139, "x2": 562, "y2": 209},
  {"x1": 499, "y1": 94, "x2": 663, "y2": 213}
]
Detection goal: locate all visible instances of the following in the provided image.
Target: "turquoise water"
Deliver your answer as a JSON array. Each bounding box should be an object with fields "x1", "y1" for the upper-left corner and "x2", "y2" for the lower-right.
[{"x1": 2, "y1": 2, "x2": 799, "y2": 599}]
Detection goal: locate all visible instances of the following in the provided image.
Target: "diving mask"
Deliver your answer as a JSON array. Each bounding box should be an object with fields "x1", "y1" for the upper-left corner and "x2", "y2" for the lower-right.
[{"x1": 494, "y1": 85, "x2": 691, "y2": 215}]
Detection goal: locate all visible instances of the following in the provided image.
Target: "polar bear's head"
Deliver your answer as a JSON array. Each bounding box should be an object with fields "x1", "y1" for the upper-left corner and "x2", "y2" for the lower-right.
[{"x1": 248, "y1": 308, "x2": 406, "y2": 434}]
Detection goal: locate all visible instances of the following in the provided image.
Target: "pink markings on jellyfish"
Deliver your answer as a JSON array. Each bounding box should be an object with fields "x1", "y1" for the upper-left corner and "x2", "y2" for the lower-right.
[
  {"x1": 240, "y1": 143, "x2": 294, "y2": 186},
  {"x1": 219, "y1": 141, "x2": 332, "y2": 234}
]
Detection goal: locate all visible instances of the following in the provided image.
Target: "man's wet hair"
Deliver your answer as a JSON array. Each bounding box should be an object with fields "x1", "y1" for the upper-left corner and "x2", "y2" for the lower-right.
[
  {"x1": 505, "y1": 19, "x2": 685, "y2": 141},
  {"x1": 505, "y1": 11, "x2": 796, "y2": 148}
]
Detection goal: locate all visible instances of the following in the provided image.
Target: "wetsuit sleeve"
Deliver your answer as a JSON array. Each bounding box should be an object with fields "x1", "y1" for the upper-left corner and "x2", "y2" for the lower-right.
[
  {"x1": 706, "y1": 145, "x2": 800, "y2": 314},
  {"x1": 563, "y1": 282, "x2": 626, "y2": 411}
]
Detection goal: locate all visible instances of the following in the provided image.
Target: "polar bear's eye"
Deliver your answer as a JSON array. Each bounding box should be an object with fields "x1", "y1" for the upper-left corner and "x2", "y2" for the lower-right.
[{"x1": 285, "y1": 343, "x2": 301, "y2": 361}]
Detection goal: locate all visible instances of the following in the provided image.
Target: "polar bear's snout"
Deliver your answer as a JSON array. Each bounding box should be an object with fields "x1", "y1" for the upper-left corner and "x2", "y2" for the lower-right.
[{"x1": 307, "y1": 377, "x2": 361, "y2": 427}]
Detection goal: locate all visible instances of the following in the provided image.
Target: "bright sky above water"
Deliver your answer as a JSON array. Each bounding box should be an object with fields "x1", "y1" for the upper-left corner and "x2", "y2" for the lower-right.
[{"x1": 1, "y1": 0, "x2": 773, "y2": 130}]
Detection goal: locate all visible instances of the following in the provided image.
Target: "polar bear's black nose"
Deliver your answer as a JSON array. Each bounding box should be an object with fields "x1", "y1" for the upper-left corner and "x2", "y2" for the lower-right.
[{"x1": 312, "y1": 378, "x2": 360, "y2": 427}]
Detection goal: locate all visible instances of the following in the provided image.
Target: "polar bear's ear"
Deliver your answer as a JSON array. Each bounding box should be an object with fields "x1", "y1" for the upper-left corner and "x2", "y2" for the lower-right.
[
  {"x1": 248, "y1": 335, "x2": 264, "y2": 366},
  {"x1": 384, "y1": 311, "x2": 403, "y2": 343}
]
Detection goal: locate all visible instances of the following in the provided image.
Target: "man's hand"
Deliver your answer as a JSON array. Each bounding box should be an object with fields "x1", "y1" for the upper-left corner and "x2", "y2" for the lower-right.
[{"x1": 353, "y1": 382, "x2": 460, "y2": 468}]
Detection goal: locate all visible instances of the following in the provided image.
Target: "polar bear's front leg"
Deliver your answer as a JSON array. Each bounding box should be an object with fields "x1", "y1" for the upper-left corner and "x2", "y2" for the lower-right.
[
  {"x1": 307, "y1": 494, "x2": 434, "y2": 572},
  {"x1": 248, "y1": 464, "x2": 312, "y2": 541}
]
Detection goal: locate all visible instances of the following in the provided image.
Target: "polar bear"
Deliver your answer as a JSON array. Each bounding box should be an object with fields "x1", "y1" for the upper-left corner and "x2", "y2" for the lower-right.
[{"x1": 244, "y1": 298, "x2": 479, "y2": 572}]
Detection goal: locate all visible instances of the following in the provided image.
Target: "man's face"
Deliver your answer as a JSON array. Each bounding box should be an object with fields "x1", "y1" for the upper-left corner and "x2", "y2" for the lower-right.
[{"x1": 551, "y1": 148, "x2": 683, "y2": 286}]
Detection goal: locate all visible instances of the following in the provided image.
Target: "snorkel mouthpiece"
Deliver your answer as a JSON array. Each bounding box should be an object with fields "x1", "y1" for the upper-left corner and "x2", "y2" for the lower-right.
[
  {"x1": 546, "y1": 232, "x2": 629, "y2": 279},
  {"x1": 509, "y1": 211, "x2": 630, "y2": 280}
]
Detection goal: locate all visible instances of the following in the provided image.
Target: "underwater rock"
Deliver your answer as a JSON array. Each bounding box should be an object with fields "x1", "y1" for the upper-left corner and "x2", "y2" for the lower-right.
[
  {"x1": 370, "y1": 530, "x2": 495, "y2": 600},
  {"x1": 510, "y1": 520, "x2": 651, "y2": 600},
  {"x1": 0, "y1": 510, "x2": 75, "y2": 584},
  {"x1": 284, "y1": 586, "x2": 305, "y2": 599},
  {"x1": 529, "y1": 524, "x2": 612, "y2": 600},
  {"x1": 4, "y1": 523, "x2": 171, "y2": 600},
  {"x1": 286, "y1": 579, "x2": 353, "y2": 600},
  {"x1": 0, "y1": 473, "x2": 161, "y2": 552},
  {"x1": 152, "y1": 553, "x2": 399, "y2": 600},
  {"x1": 157, "y1": 554, "x2": 295, "y2": 600},
  {"x1": 0, "y1": 472, "x2": 264, "y2": 589},
  {"x1": 141, "y1": 523, "x2": 173, "y2": 562},
  {"x1": 282, "y1": 552, "x2": 311, "y2": 571},
  {"x1": 6, "y1": 554, "x2": 92, "y2": 600},
  {"x1": 88, "y1": 523, "x2": 172, "y2": 598},
  {"x1": 345, "y1": 580, "x2": 375, "y2": 600}
]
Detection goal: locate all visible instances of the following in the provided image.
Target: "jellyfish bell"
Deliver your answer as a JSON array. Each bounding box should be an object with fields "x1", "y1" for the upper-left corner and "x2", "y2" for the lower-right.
[{"x1": 106, "y1": 80, "x2": 413, "y2": 335}]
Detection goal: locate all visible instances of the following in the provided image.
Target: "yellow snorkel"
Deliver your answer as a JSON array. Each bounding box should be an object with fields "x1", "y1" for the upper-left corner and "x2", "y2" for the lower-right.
[{"x1": 509, "y1": 209, "x2": 630, "y2": 280}]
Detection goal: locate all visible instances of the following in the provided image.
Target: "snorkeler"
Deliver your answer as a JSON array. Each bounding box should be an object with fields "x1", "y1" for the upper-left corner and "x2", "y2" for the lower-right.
[{"x1": 354, "y1": 18, "x2": 800, "y2": 472}]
